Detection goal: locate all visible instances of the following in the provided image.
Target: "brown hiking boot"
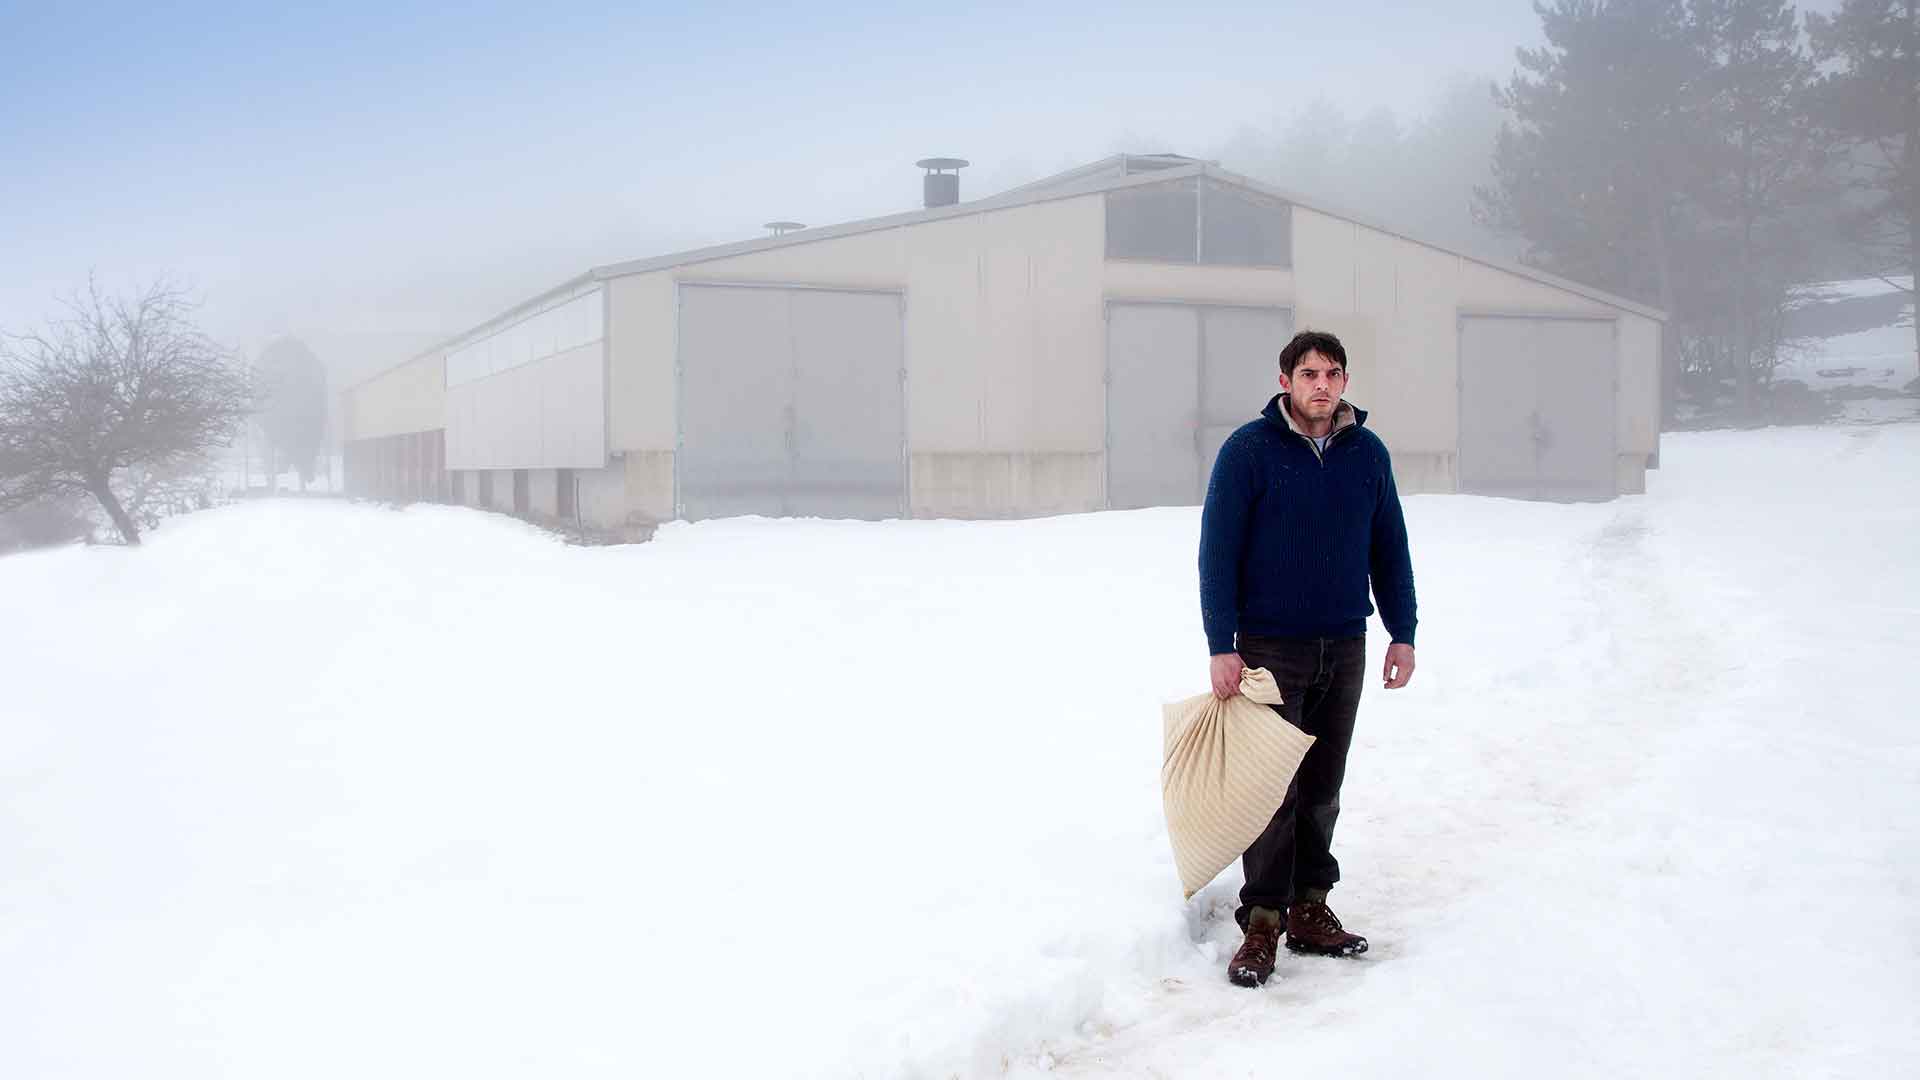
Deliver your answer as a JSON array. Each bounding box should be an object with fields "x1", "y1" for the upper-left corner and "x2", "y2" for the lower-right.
[
  {"x1": 1286, "y1": 899, "x2": 1369, "y2": 957},
  {"x1": 1228, "y1": 907, "x2": 1283, "y2": 987}
]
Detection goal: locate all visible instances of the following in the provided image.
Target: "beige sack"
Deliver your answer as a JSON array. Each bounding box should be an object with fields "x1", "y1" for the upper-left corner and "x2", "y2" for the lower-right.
[{"x1": 1161, "y1": 667, "x2": 1316, "y2": 900}]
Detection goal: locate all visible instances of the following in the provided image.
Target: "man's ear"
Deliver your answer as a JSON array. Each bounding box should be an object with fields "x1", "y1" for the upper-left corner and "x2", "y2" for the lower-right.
[{"x1": 1277, "y1": 371, "x2": 1291, "y2": 393}]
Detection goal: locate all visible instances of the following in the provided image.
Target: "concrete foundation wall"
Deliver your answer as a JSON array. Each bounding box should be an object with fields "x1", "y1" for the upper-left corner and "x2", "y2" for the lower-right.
[
  {"x1": 1390, "y1": 451, "x2": 1459, "y2": 496},
  {"x1": 487, "y1": 470, "x2": 516, "y2": 513},
  {"x1": 576, "y1": 466, "x2": 624, "y2": 529},
  {"x1": 575, "y1": 453, "x2": 676, "y2": 530},
  {"x1": 528, "y1": 468, "x2": 560, "y2": 519},
  {"x1": 621, "y1": 452, "x2": 675, "y2": 524},
  {"x1": 1616, "y1": 454, "x2": 1649, "y2": 495},
  {"x1": 910, "y1": 452, "x2": 1105, "y2": 518}
]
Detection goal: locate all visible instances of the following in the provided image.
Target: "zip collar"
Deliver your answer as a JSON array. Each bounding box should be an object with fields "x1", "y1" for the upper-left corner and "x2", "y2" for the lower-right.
[{"x1": 1262, "y1": 394, "x2": 1365, "y2": 460}]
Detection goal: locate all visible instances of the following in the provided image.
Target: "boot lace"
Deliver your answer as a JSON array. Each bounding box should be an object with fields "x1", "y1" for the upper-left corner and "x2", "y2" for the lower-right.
[
  {"x1": 1236, "y1": 923, "x2": 1279, "y2": 968},
  {"x1": 1296, "y1": 901, "x2": 1343, "y2": 933}
]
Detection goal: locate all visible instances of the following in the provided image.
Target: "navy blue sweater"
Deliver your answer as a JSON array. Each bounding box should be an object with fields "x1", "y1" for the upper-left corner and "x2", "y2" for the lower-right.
[{"x1": 1198, "y1": 395, "x2": 1417, "y2": 655}]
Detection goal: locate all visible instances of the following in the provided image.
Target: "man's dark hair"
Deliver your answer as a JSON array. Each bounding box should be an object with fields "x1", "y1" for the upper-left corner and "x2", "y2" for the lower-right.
[{"x1": 1278, "y1": 330, "x2": 1348, "y2": 377}]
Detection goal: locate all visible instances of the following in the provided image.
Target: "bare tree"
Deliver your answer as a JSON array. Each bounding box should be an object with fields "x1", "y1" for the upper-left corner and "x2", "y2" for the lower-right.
[{"x1": 0, "y1": 280, "x2": 252, "y2": 545}]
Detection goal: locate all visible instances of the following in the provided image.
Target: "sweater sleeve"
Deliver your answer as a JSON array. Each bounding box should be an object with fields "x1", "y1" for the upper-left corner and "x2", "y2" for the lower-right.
[
  {"x1": 1198, "y1": 432, "x2": 1259, "y2": 656},
  {"x1": 1369, "y1": 448, "x2": 1418, "y2": 646}
]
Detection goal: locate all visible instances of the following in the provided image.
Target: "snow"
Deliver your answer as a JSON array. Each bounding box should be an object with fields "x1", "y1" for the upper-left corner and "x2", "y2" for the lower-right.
[
  {"x1": 1781, "y1": 277, "x2": 1918, "y2": 396},
  {"x1": 4, "y1": 424, "x2": 1918, "y2": 1078},
  {"x1": 1799, "y1": 275, "x2": 1913, "y2": 302},
  {"x1": 1778, "y1": 321, "x2": 1917, "y2": 392}
]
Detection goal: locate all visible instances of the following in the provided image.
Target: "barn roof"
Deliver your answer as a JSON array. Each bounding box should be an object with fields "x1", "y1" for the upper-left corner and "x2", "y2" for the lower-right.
[{"x1": 351, "y1": 154, "x2": 1665, "y2": 391}]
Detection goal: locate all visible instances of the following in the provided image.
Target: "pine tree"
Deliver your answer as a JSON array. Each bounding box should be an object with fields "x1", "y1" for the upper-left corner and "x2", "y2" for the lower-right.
[
  {"x1": 255, "y1": 337, "x2": 328, "y2": 489},
  {"x1": 1478, "y1": 0, "x2": 1705, "y2": 421},
  {"x1": 1689, "y1": 0, "x2": 1834, "y2": 414},
  {"x1": 1808, "y1": 0, "x2": 1920, "y2": 367}
]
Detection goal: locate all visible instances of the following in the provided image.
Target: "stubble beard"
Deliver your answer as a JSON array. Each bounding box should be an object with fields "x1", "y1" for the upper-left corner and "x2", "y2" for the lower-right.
[{"x1": 1294, "y1": 392, "x2": 1335, "y2": 420}]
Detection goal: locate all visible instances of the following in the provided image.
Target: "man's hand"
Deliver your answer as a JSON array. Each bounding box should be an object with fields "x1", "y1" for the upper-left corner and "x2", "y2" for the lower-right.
[
  {"x1": 1210, "y1": 652, "x2": 1247, "y2": 699},
  {"x1": 1382, "y1": 643, "x2": 1415, "y2": 689}
]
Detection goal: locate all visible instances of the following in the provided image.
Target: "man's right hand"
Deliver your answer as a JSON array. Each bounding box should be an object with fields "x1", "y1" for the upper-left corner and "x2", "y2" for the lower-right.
[{"x1": 1210, "y1": 652, "x2": 1246, "y2": 699}]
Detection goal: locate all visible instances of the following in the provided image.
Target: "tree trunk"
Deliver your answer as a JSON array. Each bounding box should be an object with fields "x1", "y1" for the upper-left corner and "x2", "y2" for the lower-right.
[
  {"x1": 1909, "y1": 209, "x2": 1917, "y2": 379},
  {"x1": 1733, "y1": 106, "x2": 1758, "y2": 422},
  {"x1": 1651, "y1": 199, "x2": 1681, "y2": 426},
  {"x1": 88, "y1": 477, "x2": 141, "y2": 546},
  {"x1": 1735, "y1": 216, "x2": 1756, "y2": 419},
  {"x1": 1908, "y1": 0, "x2": 1919, "y2": 377},
  {"x1": 1905, "y1": 0, "x2": 1919, "y2": 386}
]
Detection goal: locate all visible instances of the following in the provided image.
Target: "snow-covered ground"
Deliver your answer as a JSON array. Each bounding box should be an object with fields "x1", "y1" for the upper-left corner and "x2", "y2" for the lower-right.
[
  {"x1": 3, "y1": 425, "x2": 1917, "y2": 1078},
  {"x1": 1783, "y1": 278, "x2": 1919, "y2": 424}
]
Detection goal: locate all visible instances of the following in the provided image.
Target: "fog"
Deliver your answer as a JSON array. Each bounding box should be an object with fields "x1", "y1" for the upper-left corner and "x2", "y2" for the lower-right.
[
  {"x1": 1, "y1": 2, "x2": 1574, "y2": 385},
  {"x1": 4, "y1": 4, "x2": 1916, "y2": 1076}
]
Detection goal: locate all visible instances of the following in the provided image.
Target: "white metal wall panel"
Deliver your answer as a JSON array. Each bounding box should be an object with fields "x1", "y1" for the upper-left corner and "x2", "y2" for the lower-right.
[
  {"x1": 1459, "y1": 315, "x2": 1615, "y2": 500},
  {"x1": 444, "y1": 342, "x2": 605, "y2": 470},
  {"x1": 677, "y1": 284, "x2": 905, "y2": 520},
  {"x1": 344, "y1": 353, "x2": 445, "y2": 442},
  {"x1": 1106, "y1": 304, "x2": 1201, "y2": 509},
  {"x1": 1200, "y1": 306, "x2": 1293, "y2": 492},
  {"x1": 540, "y1": 343, "x2": 607, "y2": 469}
]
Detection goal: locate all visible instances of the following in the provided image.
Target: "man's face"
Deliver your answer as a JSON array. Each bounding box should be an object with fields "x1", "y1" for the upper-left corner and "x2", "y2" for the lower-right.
[{"x1": 1279, "y1": 350, "x2": 1348, "y2": 422}]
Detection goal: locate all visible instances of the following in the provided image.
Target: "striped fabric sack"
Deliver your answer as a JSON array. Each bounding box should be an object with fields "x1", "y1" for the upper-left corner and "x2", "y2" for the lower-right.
[{"x1": 1161, "y1": 667, "x2": 1316, "y2": 900}]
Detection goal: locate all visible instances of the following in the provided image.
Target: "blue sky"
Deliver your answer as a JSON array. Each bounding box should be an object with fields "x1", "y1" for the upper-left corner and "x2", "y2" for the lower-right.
[{"x1": 2, "y1": 1, "x2": 1564, "y2": 373}]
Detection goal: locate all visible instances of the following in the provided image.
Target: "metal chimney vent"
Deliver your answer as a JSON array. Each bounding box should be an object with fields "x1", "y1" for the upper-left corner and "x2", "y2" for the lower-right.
[
  {"x1": 764, "y1": 221, "x2": 806, "y2": 236},
  {"x1": 917, "y1": 157, "x2": 969, "y2": 209}
]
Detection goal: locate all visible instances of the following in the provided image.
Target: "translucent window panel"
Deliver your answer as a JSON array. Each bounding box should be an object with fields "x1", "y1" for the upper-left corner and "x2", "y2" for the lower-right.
[
  {"x1": 583, "y1": 290, "x2": 604, "y2": 342},
  {"x1": 446, "y1": 347, "x2": 473, "y2": 387},
  {"x1": 444, "y1": 287, "x2": 606, "y2": 388},
  {"x1": 559, "y1": 295, "x2": 587, "y2": 353},
  {"x1": 529, "y1": 307, "x2": 556, "y2": 360},
  {"x1": 1105, "y1": 178, "x2": 1199, "y2": 262},
  {"x1": 512, "y1": 323, "x2": 534, "y2": 369},
  {"x1": 1201, "y1": 180, "x2": 1291, "y2": 266}
]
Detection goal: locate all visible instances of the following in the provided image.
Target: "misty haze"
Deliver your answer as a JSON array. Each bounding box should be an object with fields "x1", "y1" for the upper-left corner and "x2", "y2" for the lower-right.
[{"x1": 2, "y1": 2, "x2": 1915, "y2": 1077}]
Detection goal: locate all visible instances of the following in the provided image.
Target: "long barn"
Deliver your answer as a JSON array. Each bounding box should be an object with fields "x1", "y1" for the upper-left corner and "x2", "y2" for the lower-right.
[{"x1": 340, "y1": 154, "x2": 1665, "y2": 528}]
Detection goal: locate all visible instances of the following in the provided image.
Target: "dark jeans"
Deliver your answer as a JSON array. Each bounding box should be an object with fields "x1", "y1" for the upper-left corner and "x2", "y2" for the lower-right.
[{"x1": 1233, "y1": 633, "x2": 1367, "y2": 929}]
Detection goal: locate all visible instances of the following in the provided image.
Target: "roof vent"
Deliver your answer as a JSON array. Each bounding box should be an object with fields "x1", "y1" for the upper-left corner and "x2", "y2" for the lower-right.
[
  {"x1": 917, "y1": 157, "x2": 969, "y2": 209},
  {"x1": 763, "y1": 221, "x2": 806, "y2": 236}
]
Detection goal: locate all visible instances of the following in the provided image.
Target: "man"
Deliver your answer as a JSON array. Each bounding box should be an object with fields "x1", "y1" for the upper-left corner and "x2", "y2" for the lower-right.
[{"x1": 1197, "y1": 329, "x2": 1417, "y2": 989}]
